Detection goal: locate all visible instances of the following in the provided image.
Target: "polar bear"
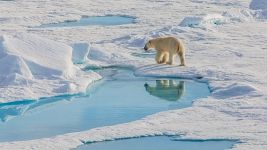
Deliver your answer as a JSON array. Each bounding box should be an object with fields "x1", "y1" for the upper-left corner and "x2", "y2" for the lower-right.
[{"x1": 144, "y1": 37, "x2": 186, "y2": 66}]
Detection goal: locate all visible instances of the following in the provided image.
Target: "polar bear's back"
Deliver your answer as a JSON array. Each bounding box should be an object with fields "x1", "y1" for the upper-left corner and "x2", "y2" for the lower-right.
[{"x1": 154, "y1": 37, "x2": 184, "y2": 53}]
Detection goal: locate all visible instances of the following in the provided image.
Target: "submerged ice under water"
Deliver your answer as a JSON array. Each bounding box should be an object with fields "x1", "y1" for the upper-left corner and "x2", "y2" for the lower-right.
[
  {"x1": 0, "y1": 69, "x2": 210, "y2": 142},
  {"x1": 37, "y1": 15, "x2": 135, "y2": 28},
  {"x1": 76, "y1": 136, "x2": 237, "y2": 150}
]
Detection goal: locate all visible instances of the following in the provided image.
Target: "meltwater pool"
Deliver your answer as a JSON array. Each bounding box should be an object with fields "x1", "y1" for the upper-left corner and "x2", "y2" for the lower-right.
[
  {"x1": 37, "y1": 15, "x2": 135, "y2": 28},
  {"x1": 76, "y1": 136, "x2": 237, "y2": 150},
  {"x1": 0, "y1": 69, "x2": 210, "y2": 142}
]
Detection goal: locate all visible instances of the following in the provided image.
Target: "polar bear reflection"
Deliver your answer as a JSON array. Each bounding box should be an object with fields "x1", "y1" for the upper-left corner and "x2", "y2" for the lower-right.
[{"x1": 144, "y1": 80, "x2": 185, "y2": 101}]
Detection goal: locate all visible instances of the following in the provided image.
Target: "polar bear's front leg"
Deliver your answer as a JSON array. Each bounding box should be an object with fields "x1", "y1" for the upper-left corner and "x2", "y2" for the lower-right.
[
  {"x1": 162, "y1": 53, "x2": 169, "y2": 64},
  {"x1": 155, "y1": 51, "x2": 164, "y2": 64}
]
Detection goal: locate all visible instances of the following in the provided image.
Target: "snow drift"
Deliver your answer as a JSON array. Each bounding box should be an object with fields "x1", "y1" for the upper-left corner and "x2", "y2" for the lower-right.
[
  {"x1": 179, "y1": 14, "x2": 228, "y2": 28},
  {"x1": 0, "y1": 33, "x2": 100, "y2": 103},
  {"x1": 0, "y1": 34, "x2": 73, "y2": 79},
  {"x1": 178, "y1": 10, "x2": 258, "y2": 29},
  {"x1": 71, "y1": 43, "x2": 90, "y2": 64}
]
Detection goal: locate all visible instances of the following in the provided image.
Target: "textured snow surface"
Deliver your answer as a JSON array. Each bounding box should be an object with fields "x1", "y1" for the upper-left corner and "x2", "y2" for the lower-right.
[
  {"x1": 0, "y1": 0, "x2": 267, "y2": 149},
  {"x1": 179, "y1": 14, "x2": 228, "y2": 27},
  {"x1": 0, "y1": 33, "x2": 101, "y2": 102},
  {"x1": 71, "y1": 42, "x2": 90, "y2": 64}
]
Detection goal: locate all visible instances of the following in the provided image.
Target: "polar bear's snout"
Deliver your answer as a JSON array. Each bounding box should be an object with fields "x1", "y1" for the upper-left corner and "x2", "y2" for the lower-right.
[
  {"x1": 144, "y1": 43, "x2": 150, "y2": 51},
  {"x1": 144, "y1": 40, "x2": 152, "y2": 51},
  {"x1": 144, "y1": 45, "x2": 148, "y2": 51}
]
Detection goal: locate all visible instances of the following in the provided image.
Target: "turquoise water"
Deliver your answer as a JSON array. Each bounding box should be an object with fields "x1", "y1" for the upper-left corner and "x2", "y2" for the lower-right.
[
  {"x1": 76, "y1": 136, "x2": 237, "y2": 150},
  {"x1": 0, "y1": 69, "x2": 210, "y2": 142},
  {"x1": 37, "y1": 15, "x2": 135, "y2": 28}
]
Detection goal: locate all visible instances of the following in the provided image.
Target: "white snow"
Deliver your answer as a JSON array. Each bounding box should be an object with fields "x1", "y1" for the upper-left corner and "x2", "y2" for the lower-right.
[
  {"x1": 71, "y1": 42, "x2": 90, "y2": 64},
  {"x1": 0, "y1": 0, "x2": 267, "y2": 150},
  {"x1": 0, "y1": 32, "x2": 101, "y2": 103},
  {"x1": 179, "y1": 14, "x2": 228, "y2": 27}
]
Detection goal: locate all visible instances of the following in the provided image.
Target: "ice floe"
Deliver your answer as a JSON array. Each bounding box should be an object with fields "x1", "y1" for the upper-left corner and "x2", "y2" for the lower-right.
[
  {"x1": 0, "y1": 33, "x2": 101, "y2": 103},
  {"x1": 0, "y1": 0, "x2": 267, "y2": 149}
]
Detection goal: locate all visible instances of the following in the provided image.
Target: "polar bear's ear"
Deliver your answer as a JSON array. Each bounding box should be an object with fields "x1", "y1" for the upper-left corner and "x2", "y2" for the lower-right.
[{"x1": 148, "y1": 40, "x2": 152, "y2": 46}]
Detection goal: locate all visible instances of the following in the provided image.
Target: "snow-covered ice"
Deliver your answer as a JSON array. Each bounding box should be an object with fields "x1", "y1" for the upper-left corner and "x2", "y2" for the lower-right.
[
  {"x1": 179, "y1": 14, "x2": 228, "y2": 27},
  {"x1": 0, "y1": 0, "x2": 267, "y2": 149},
  {"x1": 0, "y1": 32, "x2": 101, "y2": 103},
  {"x1": 71, "y1": 42, "x2": 90, "y2": 64}
]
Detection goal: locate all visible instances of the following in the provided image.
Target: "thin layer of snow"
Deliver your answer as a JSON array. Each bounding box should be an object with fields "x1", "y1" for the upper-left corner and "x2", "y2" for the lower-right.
[{"x1": 0, "y1": 0, "x2": 267, "y2": 150}]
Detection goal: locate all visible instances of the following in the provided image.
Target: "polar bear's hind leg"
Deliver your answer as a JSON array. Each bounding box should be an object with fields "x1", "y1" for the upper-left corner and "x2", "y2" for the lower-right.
[
  {"x1": 178, "y1": 51, "x2": 186, "y2": 66},
  {"x1": 167, "y1": 51, "x2": 175, "y2": 65}
]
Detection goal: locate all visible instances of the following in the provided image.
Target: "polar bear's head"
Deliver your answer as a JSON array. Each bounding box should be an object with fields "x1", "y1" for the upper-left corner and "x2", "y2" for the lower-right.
[{"x1": 144, "y1": 40, "x2": 155, "y2": 51}]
